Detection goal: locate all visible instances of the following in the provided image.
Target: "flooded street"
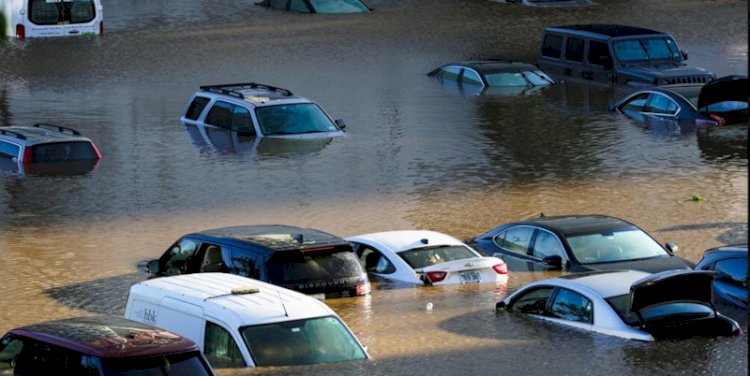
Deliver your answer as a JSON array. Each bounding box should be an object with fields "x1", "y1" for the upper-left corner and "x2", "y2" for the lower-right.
[{"x1": 0, "y1": 0, "x2": 747, "y2": 374}]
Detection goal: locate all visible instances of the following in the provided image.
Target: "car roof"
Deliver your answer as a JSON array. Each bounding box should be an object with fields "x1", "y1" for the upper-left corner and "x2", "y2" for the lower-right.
[
  {"x1": 555, "y1": 270, "x2": 651, "y2": 298},
  {"x1": 193, "y1": 224, "x2": 349, "y2": 252},
  {"x1": 704, "y1": 244, "x2": 748, "y2": 256},
  {"x1": 11, "y1": 316, "x2": 198, "y2": 359},
  {"x1": 515, "y1": 215, "x2": 634, "y2": 236},
  {"x1": 546, "y1": 24, "x2": 666, "y2": 38},
  {"x1": 443, "y1": 60, "x2": 540, "y2": 73},
  {"x1": 197, "y1": 82, "x2": 313, "y2": 107},
  {"x1": 130, "y1": 273, "x2": 334, "y2": 326},
  {"x1": 0, "y1": 125, "x2": 92, "y2": 145},
  {"x1": 347, "y1": 230, "x2": 467, "y2": 253}
]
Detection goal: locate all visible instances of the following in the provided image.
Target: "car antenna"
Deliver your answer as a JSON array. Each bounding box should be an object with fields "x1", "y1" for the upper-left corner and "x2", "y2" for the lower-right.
[{"x1": 276, "y1": 290, "x2": 289, "y2": 318}]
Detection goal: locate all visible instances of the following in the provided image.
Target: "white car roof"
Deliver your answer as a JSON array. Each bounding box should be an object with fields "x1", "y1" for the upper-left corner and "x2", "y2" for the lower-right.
[
  {"x1": 553, "y1": 270, "x2": 651, "y2": 298},
  {"x1": 197, "y1": 90, "x2": 313, "y2": 108},
  {"x1": 130, "y1": 273, "x2": 335, "y2": 326},
  {"x1": 346, "y1": 230, "x2": 468, "y2": 253}
]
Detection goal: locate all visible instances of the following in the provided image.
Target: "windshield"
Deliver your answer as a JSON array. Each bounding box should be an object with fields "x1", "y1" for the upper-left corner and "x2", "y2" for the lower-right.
[
  {"x1": 266, "y1": 248, "x2": 363, "y2": 284},
  {"x1": 30, "y1": 142, "x2": 99, "y2": 163},
  {"x1": 565, "y1": 227, "x2": 668, "y2": 264},
  {"x1": 398, "y1": 245, "x2": 477, "y2": 269},
  {"x1": 102, "y1": 351, "x2": 212, "y2": 376},
  {"x1": 614, "y1": 37, "x2": 681, "y2": 63},
  {"x1": 241, "y1": 316, "x2": 366, "y2": 366},
  {"x1": 28, "y1": 0, "x2": 96, "y2": 25},
  {"x1": 309, "y1": 0, "x2": 369, "y2": 13},
  {"x1": 606, "y1": 295, "x2": 715, "y2": 327},
  {"x1": 255, "y1": 103, "x2": 339, "y2": 136},
  {"x1": 484, "y1": 71, "x2": 554, "y2": 87}
]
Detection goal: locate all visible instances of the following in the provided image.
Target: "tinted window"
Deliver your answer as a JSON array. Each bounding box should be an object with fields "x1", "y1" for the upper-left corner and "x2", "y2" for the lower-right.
[
  {"x1": 642, "y1": 38, "x2": 673, "y2": 60},
  {"x1": 29, "y1": 0, "x2": 96, "y2": 25},
  {"x1": 197, "y1": 243, "x2": 226, "y2": 273},
  {"x1": 542, "y1": 34, "x2": 563, "y2": 58},
  {"x1": 499, "y1": 227, "x2": 534, "y2": 255},
  {"x1": 437, "y1": 66, "x2": 462, "y2": 82},
  {"x1": 255, "y1": 103, "x2": 338, "y2": 135},
  {"x1": 8, "y1": 339, "x2": 93, "y2": 375},
  {"x1": 357, "y1": 245, "x2": 395, "y2": 274},
  {"x1": 227, "y1": 248, "x2": 262, "y2": 279},
  {"x1": 185, "y1": 96, "x2": 210, "y2": 121},
  {"x1": 289, "y1": 0, "x2": 311, "y2": 12},
  {"x1": 647, "y1": 94, "x2": 678, "y2": 115},
  {"x1": 588, "y1": 41, "x2": 612, "y2": 66},
  {"x1": 30, "y1": 142, "x2": 98, "y2": 162},
  {"x1": 204, "y1": 322, "x2": 245, "y2": 368},
  {"x1": 614, "y1": 40, "x2": 647, "y2": 63},
  {"x1": 566, "y1": 227, "x2": 668, "y2": 264},
  {"x1": 549, "y1": 288, "x2": 593, "y2": 323},
  {"x1": 714, "y1": 257, "x2": 748, "y2": 286},
  {"x1": 565, "y1": 37, "x2": 585, "y2": 62},
  {"x1": 0, "y1": 335, "x2": 23, "y2": 372},
  {"x1": 510, "y1": 287, "x2": 554, "y2": 314},
  {"x1": 161, "y1": 238, "x2": 200, "y2": 275},
  {"x1": 398, "y1": 245, "x2": 477, "y2": 269},
  {"x1": 205, "y1": 101, "x2": 234, "y2": 129},
  {"x1": 531, "y1": 231, "x2": 565, "y2": 259},
  {"x1": 461, "y1": 69, "x2": 483, "y2": 86},
  {"x1": 0, "y1": 141, "x2": 19, "y2": 159},
  {"x1": 266, "y1": 248, "x2": 363, "y2": 284},
  {"x1": 102, "y1": 351, "x2": 212, "y2": 376},
  {"x1": 640, "y1": 303, "x2": 714, "y2": 323},
  {"x1": 484, "y1": 72, "x2": 528, "y2": 87},
  {"x1": 231, "y1": 106, "x2": 255, "y2": 134},
  {"x1": 621, "y1": 93, "x2": 650, "y2": 112},
  {"x1": 309, "y1": 0, "x2": 369, "y2": 13},
  {"x1": 241, "y1": 316, "x2": 366, "y2": 366}
]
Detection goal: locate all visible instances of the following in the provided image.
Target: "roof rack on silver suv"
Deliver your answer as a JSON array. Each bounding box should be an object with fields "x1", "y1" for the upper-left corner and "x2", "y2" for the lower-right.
[
  {"x1": 199, "y1": 82, "x2": 294, "y2": 99},
  {"x1": 32, "y1": 123, "x2": 82, "y2": 136}
]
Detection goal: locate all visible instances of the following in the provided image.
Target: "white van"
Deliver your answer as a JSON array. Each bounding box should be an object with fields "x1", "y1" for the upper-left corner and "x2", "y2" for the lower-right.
[
  {"x1": 125, "y1": 273, "x2": 369, "y2": 368},
  {"x1": 1, "y1": 0, "x2": 102, "y2": 38}
]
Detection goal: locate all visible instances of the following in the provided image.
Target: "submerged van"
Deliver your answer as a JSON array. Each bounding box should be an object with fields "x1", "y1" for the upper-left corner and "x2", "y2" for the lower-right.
[
  {"x1": 1, "y1": 0, "x2": 103, "y2": 38},
  {"x1": 125, "y1": 273, "x2": 369, "y2": 368}
]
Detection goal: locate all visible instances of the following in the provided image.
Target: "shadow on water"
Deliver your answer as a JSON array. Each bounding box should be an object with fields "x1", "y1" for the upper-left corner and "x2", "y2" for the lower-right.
[
  {"x1": 655, "y1": 222, "x2": 748, "y2": 245},
  {"x1": 43, "y1": 273, "x2": 148, "y2": 315},
  {"x1": 0, "y1": 86, "x2": 11, "y2": 127},
  {"x1": 697, "y1": 125, "x2": 749, "y2": 161}
]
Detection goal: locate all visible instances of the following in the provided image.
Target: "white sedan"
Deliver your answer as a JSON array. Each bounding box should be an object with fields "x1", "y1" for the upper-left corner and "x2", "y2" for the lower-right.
[{"x1": 346, "y1": 230, "x2": 508, "y2": 286}]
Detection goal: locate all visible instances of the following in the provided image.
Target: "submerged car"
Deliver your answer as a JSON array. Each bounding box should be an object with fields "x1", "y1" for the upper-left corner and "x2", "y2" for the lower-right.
[
  {"x1": 181, "y1": 82, "x2": 346, "y2": 139},
  {"x1": 496, "y1": 270, "x2": 743, "y2": 341},
  {"x1": 0, "y1": 316, "x2": 214, "y2": 375},
  {"x1": 428, "y1": 60, "x2": 555, "y2": 96},
  {"x1": 146, "y1": 225, "x2": 370, "y2": 299},
  {"x1": 695, "y1": 244, "x2": 748, "y2": 309},
  {"x1": 467, "y1": 215, "x2": 693, "y2": 273},
  {"x1": 256, "y1": 0, "x2": 370, "y2": 13},
  {"x1": 610, "y1": 75, "x2": 749, "y2": 130},
  {"x1": 346, "y1": 230, "x2": 508, "y2": 286}
]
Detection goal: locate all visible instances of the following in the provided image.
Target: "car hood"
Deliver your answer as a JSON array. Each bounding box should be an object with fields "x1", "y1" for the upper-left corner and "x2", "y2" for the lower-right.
[
  {"x1": 619, "y1": 65, "x2": 713, "y2": 82},
  {"x1": 698, "y1": 75, "x2": 748, "y2": 109},
  {"x1": 582, "y1": 256, "x2": 693, "y2": 273},
  {"x1": 628, "y1": 270, "x2": 715, "y2": 314}
]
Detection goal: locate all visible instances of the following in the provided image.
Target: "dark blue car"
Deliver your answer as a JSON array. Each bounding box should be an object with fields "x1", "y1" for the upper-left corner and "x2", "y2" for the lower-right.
[
  {"x1": 694, "y1": 244, "x2": 748, "y2": 309},
  {"x1": 466, "y1": 215, "x2": 694, "y2": 273}
]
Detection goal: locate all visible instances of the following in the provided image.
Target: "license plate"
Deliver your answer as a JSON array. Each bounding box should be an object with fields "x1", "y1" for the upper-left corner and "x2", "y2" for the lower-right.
[{"x1": 459, "y1": 271, "x2": 481, "y2": 284}]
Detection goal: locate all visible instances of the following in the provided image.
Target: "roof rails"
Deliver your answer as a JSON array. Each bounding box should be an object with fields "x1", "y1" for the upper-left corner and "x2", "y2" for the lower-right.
[
  {"x1": 199, "y1": 82, "x2": 294, "y2": 99},
  {"x1": 32, "y1": 123, "x2": 82, "y2": 136},
  {"x1": 0, "y1": 129, "x2": 27, "y2": 140}
]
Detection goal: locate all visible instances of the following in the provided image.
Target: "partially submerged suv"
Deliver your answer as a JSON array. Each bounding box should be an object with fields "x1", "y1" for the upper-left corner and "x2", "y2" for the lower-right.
[
  {"x1": 0, "y1": 316, "x2": 214, "y2": 375},
  {"x1": 257, "y1": 0, "x2": 370, "y2": 13},
  {"x1": 538, "y1": 24, "x2": 715, "y2": 86},
  {"x1": 146, "y1": 225, "x2": 370, "y2": 299},
  {"x1": 181, "y1": 82, "x2": 346, "y2": 139},
  {"x1": 0, "y1": 123, "x2": 101, "y2": 175}
]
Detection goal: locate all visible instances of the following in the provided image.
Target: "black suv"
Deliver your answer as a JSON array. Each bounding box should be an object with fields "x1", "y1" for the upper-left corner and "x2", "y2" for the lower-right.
[
  {"x1": 146, "y1": 225, "x2": 371, "y2": 299},
  {"x1": 538, "y1": 24, "x2": 715, "y2": 86}
]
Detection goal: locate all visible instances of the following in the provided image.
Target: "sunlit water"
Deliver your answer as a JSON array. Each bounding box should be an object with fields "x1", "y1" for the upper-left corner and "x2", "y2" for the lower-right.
[{"x1": 0, "y1": 0, "x2": 747, "y2": 374}]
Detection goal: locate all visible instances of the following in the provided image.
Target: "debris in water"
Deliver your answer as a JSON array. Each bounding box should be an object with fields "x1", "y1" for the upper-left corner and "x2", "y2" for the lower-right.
[
  {"x1": 426, "y1": 302, "x2": 433, "y2": 311},
  {"x1": 690, "y1": 195, "x2": 705, "y2": 202}
]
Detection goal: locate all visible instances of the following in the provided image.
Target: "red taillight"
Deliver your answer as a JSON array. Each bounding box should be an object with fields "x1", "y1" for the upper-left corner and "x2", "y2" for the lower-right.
[
  {"x1": 300, "y1": 246, "x2": 334, "y2": 253},
  {"x1": 15, "y1": 24, "x2": 25, "y2": 39},
  {"x1": 426, "y1": 271, "x2": 447, "y2": 283},
  {"x1": 23, "y1": 147, "x2": 32, "y2": 164},
  {"x1": 99, "y1": 21, "x2": 104, "y2": 35},
  {"x1": 709, "y1": 113, "x2": 726, "y2": 126},
  {"x1": 492, "y1": 263, "x2": 508, "y2": 275},
  {"x1": 695, "y1": 118, "x2": 719, "y2": 129},
  {"x1": 90, "y1": 142, "x2": 102, "y2": 159},
  {"x1": 355, "y1": 282, "x2": 370, "y2": 296}
]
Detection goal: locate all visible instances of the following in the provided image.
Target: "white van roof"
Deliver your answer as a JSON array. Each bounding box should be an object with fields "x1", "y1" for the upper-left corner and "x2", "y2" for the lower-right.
[{"x1": 129, "y1": 273, "x2": 335, "y2": 327}]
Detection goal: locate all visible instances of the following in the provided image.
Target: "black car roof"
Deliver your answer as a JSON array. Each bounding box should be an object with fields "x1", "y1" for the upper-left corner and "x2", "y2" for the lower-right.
[
  {"x1": 441, "y1": 60, "x2": 540, "y2": 74},
  {"x1": 520, "y1": 215, "x2": 634, "y2": 236},
  {"x1": 546, "y1": 24, "x2": 665, "y2": 38},
  {"x1": 195, "y1": 225, "x2": 348, "y2": 251}
]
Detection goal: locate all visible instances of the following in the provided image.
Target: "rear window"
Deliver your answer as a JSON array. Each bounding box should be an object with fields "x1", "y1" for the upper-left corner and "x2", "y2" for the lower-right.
[
  {"x1": 185, "y1": 96, "x2": 211, "y2": 121},
  {"x1": 29, "y1": 0, "x2": 96, "y2": 25},
  {"x1": 266, "y1": 247, "x2": 363, "y2": 284},
  {"x1": 102, "y1": 351, "x2": 212, "y2": 376},
  {"x1": 541, "y1": 34, "x2": 563, "y2": 58},
  {"x1": 30, "y1": 142, "x2": 98, "y2": 163},
  {"x1": 397, "y1": 245, "x2": 476, "y2": 269}
]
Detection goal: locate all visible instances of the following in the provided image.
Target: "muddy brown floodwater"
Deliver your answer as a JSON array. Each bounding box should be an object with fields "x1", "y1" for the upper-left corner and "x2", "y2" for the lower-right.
[{"x1": 0, "y1": 0, "x2": 747, "y2": 375}]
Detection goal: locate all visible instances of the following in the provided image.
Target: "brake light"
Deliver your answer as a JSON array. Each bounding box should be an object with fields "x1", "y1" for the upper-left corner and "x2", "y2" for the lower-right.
[
  {"x1": 492, "y1": 263, "x2": 508, "y2": 275},
  {"x1": 23, "y1": 147, "x2": 32, "y2": 164},
  {"x1": 99, "y1": 21, "x2": 104, "y2": 35},
  {"x1": 300, "y1": 246, "x2": 334, "y2": 253},
  {"x1": 709, "y1": 113, "x2": 726, "y2": 126},
  {"x1": 695, "y1": 118, "x2": 719, "y2": 129},
  {"x1": 426, "y1": 271, "x2": 447, "y2": 283},
  {"x1": 90, "y1": 142, "x2": 102, "y2": 159},
  {"x1": 15, "y1": 24, "x2": 25, "y2": 39},
  {"x1": 355, "y1": 282, "x2": 370, "y2": 296}
]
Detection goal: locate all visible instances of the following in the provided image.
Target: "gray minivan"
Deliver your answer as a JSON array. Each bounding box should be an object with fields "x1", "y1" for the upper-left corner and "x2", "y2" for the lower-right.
[{"x1": 537, "y1": 24, "x2": 715, "y2": 86}]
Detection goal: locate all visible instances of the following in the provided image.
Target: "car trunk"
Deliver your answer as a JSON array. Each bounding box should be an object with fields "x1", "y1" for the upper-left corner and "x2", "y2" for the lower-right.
[
  {"x1": 418, "y1": 257, "x2": 502, "y2": 285},
  {"x1": 697, "y1": 75, "x2": 749, "y2": 124}
]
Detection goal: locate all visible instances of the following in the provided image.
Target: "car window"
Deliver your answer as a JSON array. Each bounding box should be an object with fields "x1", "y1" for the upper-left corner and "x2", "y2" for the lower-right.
[
  {"x1": 549, "y1": 288, "x2": 593, "y2": 323},
  {"x1": 197, "y1": 243, "x2": 226, "y2": 273},
  {"x1": 714, "y1": 257, "x2": 748, "y2": 287},
  {"x1": 185, "y1": 96, "x2": 211, "y2": 121},
  {"x1": 398, "y1": 245, "x2": 477, "y2": 269},
  {"x1": 289, "y1": 0, "x2": 311, "y2": 12},
  {"x1": 461, "y1": 69, "x2": 483, "y2": 86},
  {"x1": 564, "y1": 37, "x2": 585, "y2": 62},
  {"x1": 357, "y1": 245, "x2": 395, "y2": 274},
  {"x1": 266, "y1": 247, "x2": 364, "y2": 283},
  {"x1": 102, "y1": 350, "x2": 212, "y2": 375},
  {"x1": 205, "y1": 101, "x2": 233, "y2": 129},
  {"x1": 231, "y1": 106, "x2": 255, "y2": 135},
  {"x1": 498, "y1": 227, "x2": 534, "y2": 256},
  {"x1": 646, "y1": 94, "x2": 678, "y2": 115},
  {"x1": 204, "y1": 321, "x2": 245, "y2": 368},
  {"x1": 438, "y1": 66, "x2": 462, "y2": 82},
  {"x1": 161, "y1": 238, "x2": 200, "y2": 275},
  {"x1": 0, "y1": 335, "x2": 23, "y2": 372},
  {"x1": 621, "y1": 93, "x2": 650, "y2": 112},
  {"x1": 9, "y1": 339, "x2": 92, "y2": 375},
  {"x1": 484, "y1": 72, "x2": 528, "y2": 87},
  {"x1": 588, "y1": 41, "x2": 612, "y2": 67},
  {"x1": 541, "y1": 34, "x2": 563, "y2": 59},
  {"x1": 614, "y1": 40, "x2": 648, "y2": 63},
  {"x1": 566, "y1": 227, "x2": 668, "y2": 264},
  {"x1": 227, "y1": 247, "x2": 262, "y2": 279},
  {"x1": 30, "y1": 142, "x2": 98, "y2": 162},
  {"x1": 309, "y1": 0, "x2": 369, "y2": 13},
  {"x1": 29, "y1": 0, "x2": 96, "y2": 25},
  {"x1": 510, "y1": 287, "x2": 554, "y2": 314},
  {"x1": 255, "y1": 103, "x2": 338, "y2": 135},
  {"x1": 0, "y1": 141, "x2": 20, "y2": 159},
  {"x1": 531, "y1": 230, "x2": 565, "y2": 259},
  {"x1": 642, "y1": 38, "x2": 673, "y2": 60},
  {"x1": 524, "y1": 70, "x2": 555, "y2": 86},
  {"x1": 269, "y1": 0, "x2": 288, "y2": 9}
]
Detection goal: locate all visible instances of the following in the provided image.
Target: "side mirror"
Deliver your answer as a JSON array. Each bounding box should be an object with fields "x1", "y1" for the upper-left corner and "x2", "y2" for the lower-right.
[
  {"x1": 335, "y1": 119, "x2": 347, "y2": 130},
  {"x1": 542, "y1": 255, "x2": 563, "y2": 269},
  {"x1": 146, "y1": 260, "x2": 161, "y2": 274},
  {"x1": 680, "y1": 49, "x2": 688, "y2": 60},
  {"x1": 496, "y1": 301, "x2": 506, "y2": 311},
  {"x1": 665, "y1": 242, "x2": 679, "y2": 255}
]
